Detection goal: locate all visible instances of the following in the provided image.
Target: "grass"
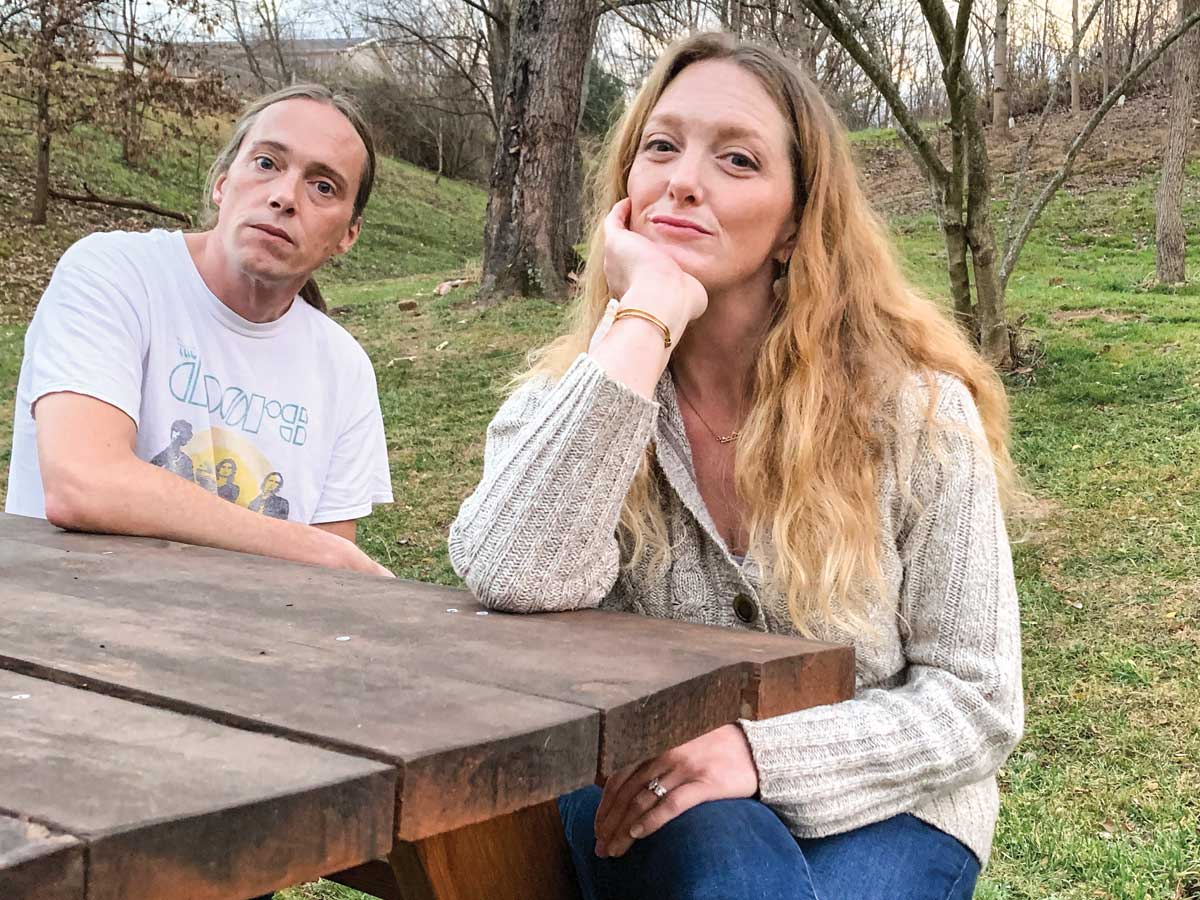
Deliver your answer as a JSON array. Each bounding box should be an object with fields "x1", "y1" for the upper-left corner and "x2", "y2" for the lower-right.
[
  {"x1": 0, "y1": 106, "x2": 488, "y2": 322},
  {"x1": 1, "y1": 118, "x2": 1198, "y2": 898}
]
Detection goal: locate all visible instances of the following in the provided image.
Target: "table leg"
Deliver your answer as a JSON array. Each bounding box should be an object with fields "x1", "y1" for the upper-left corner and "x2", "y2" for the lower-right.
[
  {"x1": 328, "y1": 800, "x2": 582, "y2": 900},
  {"x1": 394, "y1": 799, "x2": 581, "y2": 900}
]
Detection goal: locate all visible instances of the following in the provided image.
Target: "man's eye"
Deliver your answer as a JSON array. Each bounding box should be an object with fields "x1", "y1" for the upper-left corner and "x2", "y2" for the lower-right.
[
  {"x1": 254, "y1": 156, "x2": 275, "y2": 170},
  {"x1": 315, "y1": 181, "x2": 335, "y2": 196}
]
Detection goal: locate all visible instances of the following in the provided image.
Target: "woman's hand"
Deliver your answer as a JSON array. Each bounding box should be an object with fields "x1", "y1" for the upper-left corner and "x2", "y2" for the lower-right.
[
  {"x1": 603, "y1": 198, "x2": 708, "y2": 329},
  {"x1": 593, "y1": 724, "x2": 759, "y2": 858}
]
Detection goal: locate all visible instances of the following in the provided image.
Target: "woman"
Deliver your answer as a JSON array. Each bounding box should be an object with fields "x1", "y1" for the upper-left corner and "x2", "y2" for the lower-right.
[{"x1": 450, "y1": 32, "x2": 1023, "y2": 900}]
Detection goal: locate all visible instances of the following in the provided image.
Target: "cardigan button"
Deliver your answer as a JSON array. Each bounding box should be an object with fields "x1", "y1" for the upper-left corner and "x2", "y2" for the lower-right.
[{"x1": 733, "y1": 593, "x2": 757, "y2": 624}]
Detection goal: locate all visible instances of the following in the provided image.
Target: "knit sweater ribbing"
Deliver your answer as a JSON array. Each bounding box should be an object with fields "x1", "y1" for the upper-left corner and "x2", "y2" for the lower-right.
[{"x1": 449, "y1": 353, "x2": 1024, "y2": 866}]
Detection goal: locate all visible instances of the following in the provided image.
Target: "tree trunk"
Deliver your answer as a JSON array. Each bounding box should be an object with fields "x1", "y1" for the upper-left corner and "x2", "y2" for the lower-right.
[
  {"x1": 942, "y1": 211, "x2": 974, "y2": 331},
  {"x1": 1155, "y1": 0, "x2": 1200, "y2": 284},
  {"x1": 33, "y1": 83, "x2": 51, "y2": 225},
  {"x1": 1072, "y1": 0, "x2": 1081, "y2": 113},
  {"x1": 479, "y1": 0, "x2": 596, "y2": 300},
  {"x1": 1102, "y1": 0, "x2": 1112, "y2": 97},
  {"x1": 121, "y1": 56, "x2": 137, "y2": 163},
  {"x1": 965, "y1": 154, "x2": 1010, "y2": 366},
  {"x1": 993, "y1": 0, "x2": 1010, "y2": 135},
  {"x1": 782, "y1": 0, "x2": 814, "y2": 73},
  {"x1": 1126, "y1": 0, "x2": 1143, "y2": 75},
  {"x1": 486, "y1": 0, "x2": 512, "y2": 123}
]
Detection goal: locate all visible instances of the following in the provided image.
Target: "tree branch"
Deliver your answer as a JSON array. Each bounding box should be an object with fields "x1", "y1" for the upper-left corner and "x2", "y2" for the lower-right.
[
  {"x1": 459, "y1": 0, "x2": 504, "y2": 30},
  {"x1": 599, "y1": 0, "x2": 668, "y2": 10},
  {"x1": 801, "y1": 0, "x2": 950, "y2": 186},
  {"x1": 370, "y1": 19, "x2": 497, "y2": 131},
  {"x1": 1002, "y1": 0, "x2": 1104, "y2": 256},
  {"x1": 49, "y1": 183, "x2": 193, "y2": 224}
]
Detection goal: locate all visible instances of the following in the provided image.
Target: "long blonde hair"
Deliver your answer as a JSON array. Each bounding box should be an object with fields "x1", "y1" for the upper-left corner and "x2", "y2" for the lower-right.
[{"x1": 529, "y1": 32, "x2": 1015, "y2": 635}]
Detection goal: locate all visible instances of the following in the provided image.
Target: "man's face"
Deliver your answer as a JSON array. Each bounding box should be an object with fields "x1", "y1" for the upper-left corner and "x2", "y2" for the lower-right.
[
  {"x1": 211, "y1": 98, "x2": 366, "y2": 286},
  {"x1": 263, "y1": 473, "x2": 282, "y2": 494}
]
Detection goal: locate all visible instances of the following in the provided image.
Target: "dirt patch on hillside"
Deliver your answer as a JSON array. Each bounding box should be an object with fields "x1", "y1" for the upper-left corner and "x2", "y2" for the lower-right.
[
  {"x1": 855, "y1": 86, "x2": 1174, "y2": 217},
  {"x1": 1050, "y1": 308, "x2": 1146, "y2": 323},
  {"x1": 0, "y1": 155, "x2": 171, "y2": 325}
]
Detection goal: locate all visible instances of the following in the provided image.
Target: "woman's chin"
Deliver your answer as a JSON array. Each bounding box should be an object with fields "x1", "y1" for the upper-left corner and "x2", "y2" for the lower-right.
[{"x1": 656, "y1": 245, "x2": 709, "y2": 283}]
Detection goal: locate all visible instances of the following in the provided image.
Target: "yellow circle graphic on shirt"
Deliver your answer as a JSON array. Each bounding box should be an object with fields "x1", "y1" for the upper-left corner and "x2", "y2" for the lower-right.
[{"x1": 189, "y1": 426, "x2": 278, "y2": 511}]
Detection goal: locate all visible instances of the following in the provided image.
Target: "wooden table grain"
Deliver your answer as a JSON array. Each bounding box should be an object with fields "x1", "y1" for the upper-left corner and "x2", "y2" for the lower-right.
[{"x1": 0, "y1": 513, "x2": 854, "y2": 900}]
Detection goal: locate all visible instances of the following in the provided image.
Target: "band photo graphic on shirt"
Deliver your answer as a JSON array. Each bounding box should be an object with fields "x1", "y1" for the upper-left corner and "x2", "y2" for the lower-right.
[{"x1": 149, "y1": 419, "x2": 291, "y2": 519}]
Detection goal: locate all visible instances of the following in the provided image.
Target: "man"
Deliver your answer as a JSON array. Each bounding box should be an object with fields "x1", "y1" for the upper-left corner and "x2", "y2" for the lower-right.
[{"x1": 5, "y1": 85, "x2": 393, "y2": 577}]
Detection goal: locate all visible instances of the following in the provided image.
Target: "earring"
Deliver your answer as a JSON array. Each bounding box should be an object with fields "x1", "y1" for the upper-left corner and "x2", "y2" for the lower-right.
[{"x1": 773, "y1": 258, "x2": 791, "y2": 300}]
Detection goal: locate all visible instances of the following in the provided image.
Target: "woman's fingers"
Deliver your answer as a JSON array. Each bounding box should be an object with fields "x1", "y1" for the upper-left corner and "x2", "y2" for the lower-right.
[
  {"x1": 595, "y1": 758, "x2": 665, "y2": 849},
  {"x1": 601, "y1": 767, "x2": 685, "y2": 857},
  {"x1": 594, "y1": 761, "x2": 638, "y2": 834},
  {"x1": 605, "y1": 197, "x2": 632, "y2": 234},
  {"x1": 606, "y1": 780, "x2": 707, "y2": 858}
]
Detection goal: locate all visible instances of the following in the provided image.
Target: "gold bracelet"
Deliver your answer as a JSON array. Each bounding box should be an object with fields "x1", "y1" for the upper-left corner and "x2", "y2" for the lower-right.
[{"x1": 613, "y1": 307, "x2": 672, "y2": 348}]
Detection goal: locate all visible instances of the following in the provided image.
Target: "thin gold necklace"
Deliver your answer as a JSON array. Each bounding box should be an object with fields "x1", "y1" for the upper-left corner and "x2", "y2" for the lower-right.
[{"x1": 674, "y1": 378, "x2": 741, "y2": 444}]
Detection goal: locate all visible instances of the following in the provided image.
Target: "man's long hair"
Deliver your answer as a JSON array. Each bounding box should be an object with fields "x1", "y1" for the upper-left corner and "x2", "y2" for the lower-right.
[
  {"x1": 526, "y1": 31, "x2": 1017, "y2": 636},
  {"x1": 203, "y1": 84, "x2": 376, "y2": 313}
]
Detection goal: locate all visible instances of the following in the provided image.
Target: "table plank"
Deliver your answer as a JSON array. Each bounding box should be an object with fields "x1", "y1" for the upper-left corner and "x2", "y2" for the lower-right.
[
  {"x1": 0, "y1": 517, "x2": 853, "y2": 781},
  {"x1": 0, "y1": 535, "x2": 601, "y2": 839},
  {"x1": 0, "y1": 815, "x2": 83, "y2": 900},
  {"x1": 0, "y1": 671, "x2": 395, "y2": 900}
]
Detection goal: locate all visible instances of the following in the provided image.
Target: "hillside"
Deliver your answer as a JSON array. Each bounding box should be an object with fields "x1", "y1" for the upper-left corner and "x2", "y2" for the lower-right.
[
  {"x1": 1, "y1": 87, "x2": 1191, "y2": 326},
  {"x1": 0, "y1": 114, "x2": 488, "y2": 325},
  {"x1": 852, "y1": 85, "x2": 1182, "y2": 216}
]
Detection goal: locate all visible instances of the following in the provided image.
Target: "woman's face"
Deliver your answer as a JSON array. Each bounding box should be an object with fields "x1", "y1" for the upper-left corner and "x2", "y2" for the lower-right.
[{"x1": 626, "y1": 59, "x2": 797, "y2": 298}]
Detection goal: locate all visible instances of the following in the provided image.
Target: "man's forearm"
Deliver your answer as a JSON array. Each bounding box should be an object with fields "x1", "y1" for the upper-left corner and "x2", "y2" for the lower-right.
[{"x1": 43, "y1": 454, "x2": 344, "y2": 569}]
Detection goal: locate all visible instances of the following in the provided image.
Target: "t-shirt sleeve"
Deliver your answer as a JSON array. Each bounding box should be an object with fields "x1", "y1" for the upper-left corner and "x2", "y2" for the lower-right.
[
  {"x1": 26, "y1": 235, "x2": 147, "y2": 426},
  {"x1": 310, "y1": 348, "x2": 393, "y2": 523}
]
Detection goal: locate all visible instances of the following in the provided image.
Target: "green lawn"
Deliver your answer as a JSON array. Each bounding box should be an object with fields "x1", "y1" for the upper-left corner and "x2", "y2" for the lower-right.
[{"x1": 1, "y1": 127, "x2": 1197, "y2": 897}]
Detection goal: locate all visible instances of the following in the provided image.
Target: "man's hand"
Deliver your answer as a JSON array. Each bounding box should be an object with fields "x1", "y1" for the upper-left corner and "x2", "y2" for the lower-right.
[
  {"x1": 593, "y1": 724, "x2": 759, "y2": 858},
  {"x1": 321, "y1": 531, "x2": 395, "y2": 578}
]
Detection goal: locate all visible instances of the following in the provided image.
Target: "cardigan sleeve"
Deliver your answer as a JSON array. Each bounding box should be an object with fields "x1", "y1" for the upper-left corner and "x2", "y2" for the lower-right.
[
  {"x1": 738, "y1": 375, "x2": 1024, "y2": 837},
  {"x1": 448, "y1": 353, "x2": 659, "y2": 612}
]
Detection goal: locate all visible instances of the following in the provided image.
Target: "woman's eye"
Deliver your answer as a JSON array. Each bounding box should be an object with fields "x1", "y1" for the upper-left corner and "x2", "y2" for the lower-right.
[
  {"x1": 727, "y1": 153, "x2": 758, "y2": 170},
  {"x1": 645, "y1": 139, "x2": 675, "y2": 153}
]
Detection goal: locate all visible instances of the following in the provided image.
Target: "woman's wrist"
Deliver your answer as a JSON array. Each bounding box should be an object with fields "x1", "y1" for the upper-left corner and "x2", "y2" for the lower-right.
[{"x1": 619, "y1": 278, "x2": 695, "y2": 344}]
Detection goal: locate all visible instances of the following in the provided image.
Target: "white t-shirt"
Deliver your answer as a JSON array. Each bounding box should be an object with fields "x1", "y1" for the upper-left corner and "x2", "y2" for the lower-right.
[{"x1": 6, "y1": 229, "x2": 393, "y2": 524}]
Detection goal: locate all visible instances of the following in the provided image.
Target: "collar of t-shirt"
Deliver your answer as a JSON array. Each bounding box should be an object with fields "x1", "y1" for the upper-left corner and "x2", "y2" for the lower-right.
[{"x1": 171, "y1": 230, "x2": 308, "y2": 340}]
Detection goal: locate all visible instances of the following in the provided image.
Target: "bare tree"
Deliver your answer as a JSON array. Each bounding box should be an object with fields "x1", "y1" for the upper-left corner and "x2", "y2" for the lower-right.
[
  {"x1": 801, "y1": 0, "x2": 1200, "y2": 365},
  {"x1": 214, "y1": 0, "x2": 302, "y2": 90},
  {"x1": 1102, "y1": 0, "x2": 1112, "y2": 95},
  {"x1": 366, "y1": 0, "x2": 503, "y2": 132},
  {"x1": 993, "y1": 0, "x2": 1009, "y2": 134},
  {"x1": 1156, "y1": 0, "x2": 1200, "y2": 284},
  {"x1": 98, "y1": 0, "x2": 202, "y2": 164},
  {"x1": 1072, "y1": 0, "x2": 1081, "y2": 111},
  {"x1": 2, "y1": 0, "x2": 109, "y2": 224}
]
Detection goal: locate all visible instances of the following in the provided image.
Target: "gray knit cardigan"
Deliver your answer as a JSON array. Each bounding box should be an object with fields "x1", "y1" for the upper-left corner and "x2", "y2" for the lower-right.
[{"x1": 449, "y1": 352, "x2": 1024, "y2": 866}]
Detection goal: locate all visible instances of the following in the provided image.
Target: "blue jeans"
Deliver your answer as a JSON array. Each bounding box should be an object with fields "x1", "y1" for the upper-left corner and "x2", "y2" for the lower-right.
[{"x1": 558, "y1": 785, "x2": 980, "y2": 900}]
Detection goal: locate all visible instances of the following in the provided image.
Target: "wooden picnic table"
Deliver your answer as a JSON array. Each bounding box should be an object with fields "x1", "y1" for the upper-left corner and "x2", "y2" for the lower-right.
[{"x1": 0, "y1": 512, "x2": 855, "y2": 900}]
